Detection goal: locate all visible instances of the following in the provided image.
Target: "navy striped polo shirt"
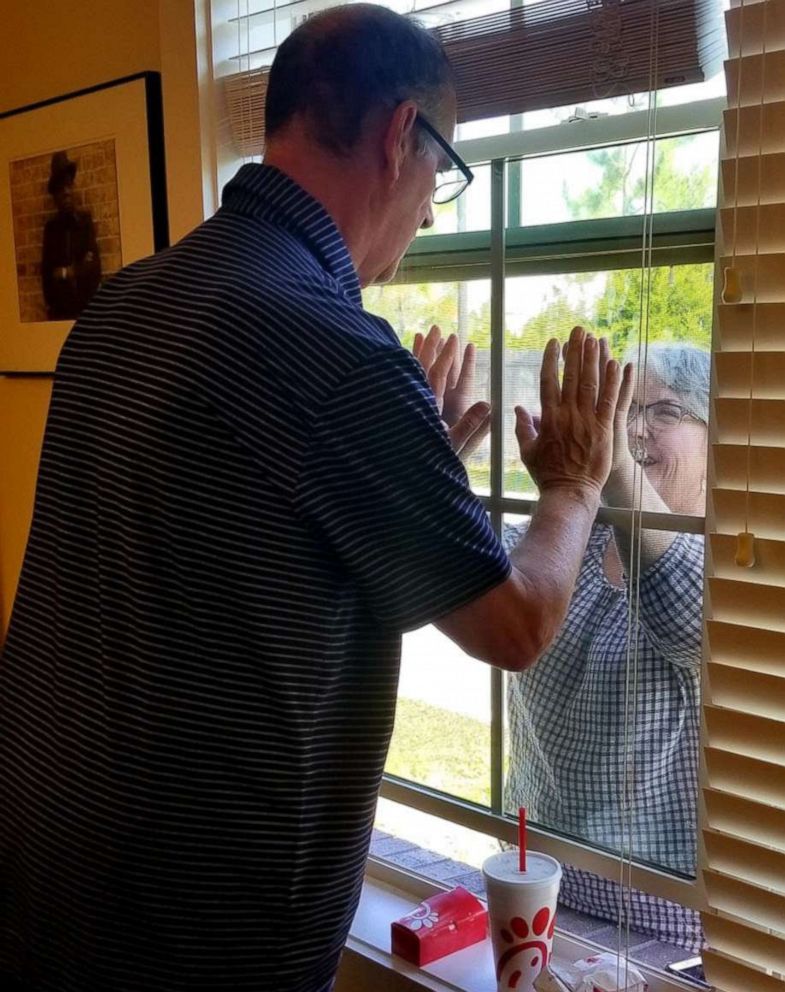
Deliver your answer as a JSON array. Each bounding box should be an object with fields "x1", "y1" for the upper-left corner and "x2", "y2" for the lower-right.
[{"x1": 0, "y1": 164, "x2": 510, "y2": 992}]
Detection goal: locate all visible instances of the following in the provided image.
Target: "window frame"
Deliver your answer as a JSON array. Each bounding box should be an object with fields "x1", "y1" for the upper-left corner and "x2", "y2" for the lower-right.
[{"x1": 373, "y1": 96, "x2": 724, "y2": 914}]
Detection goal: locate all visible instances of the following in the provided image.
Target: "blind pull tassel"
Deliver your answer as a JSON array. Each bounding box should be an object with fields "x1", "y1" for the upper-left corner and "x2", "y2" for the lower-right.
[
  {"x1": 735, "y1": 531, "x2": 756, "y2": 568},
  {"x1": 722, "y1": 266, "x2": 743, "y2": 304}
]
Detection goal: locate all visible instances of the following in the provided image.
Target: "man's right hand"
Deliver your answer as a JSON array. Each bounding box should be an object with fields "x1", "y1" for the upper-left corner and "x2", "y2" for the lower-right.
[{"x1": 515, "y1": 326, "x2": 622, "y2": 501}]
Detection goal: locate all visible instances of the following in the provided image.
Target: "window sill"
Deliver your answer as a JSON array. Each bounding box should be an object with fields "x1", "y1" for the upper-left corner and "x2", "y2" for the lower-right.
[{"x1": 344, "y1": 869, "x2": 704, "y2": 992}]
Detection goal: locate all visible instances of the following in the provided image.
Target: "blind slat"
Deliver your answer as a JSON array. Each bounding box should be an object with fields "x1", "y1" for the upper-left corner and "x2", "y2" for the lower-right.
[
  {"x1": 704, "y1": 916, "x2": 785, "y2": 978},
  {"x1": 715, "y1": 350, "x2": 785, "y2": 398},
  {"x1": 705, "y1": 788, "x2": 785, "y2": 850},
  {"x1": 703, "y1": 868, "x2": 785, "y2": 936},
  {"x1": 706, "y1": 619, "x2": 785, "y2": 675},
  {"x1": 705, "y1": 701, "x2": 784, "y2": 768},
  {"x1": 721, "y1": 151, "x2": 785, "y2": 208},
  {"x1": 714, "y1": 443, "x2": 785, "y2": 494},
  {"x1": 705, "y1": 830, "x2": 785, "y2": 894},
  {"x1": 725, "y1": 49, "x2": 785, "y2": 108},
  {"x1": 711, "y1": 533, "x2": 785, "y2": 586},
  {"x1": 712, "y1": 488, "x2": 785, "y2": 539},
  {"x1": 714, "y1": 397, "x2": 785, "y2": 446},
  {"x1": 716, "y1": 301, "x2": 785, "y2": 350},
  {"x1": 703, "y1": 948, "x2": 785, "y2": 992},
  {"x1": 708, "y1": 576, "x2": 785, "y2": 632},
  {"x1": 725, "y1": 0, "x2": 785, "y2": 58},
  {"x1": 722, "y1": 101, "x2": 785, "y2": 156},
  {"x1": 707, "y1": 661, "x2": 785, "y2": 719},
  {"x1": 705, "y1": 746, "x2": 785, "y2": 808},
  {"x1": 717, "y1": 252, "x2": 785, "y2": 303},
  {"x1": 719, "y1": 202, "x2": 785, "y2": 254}
]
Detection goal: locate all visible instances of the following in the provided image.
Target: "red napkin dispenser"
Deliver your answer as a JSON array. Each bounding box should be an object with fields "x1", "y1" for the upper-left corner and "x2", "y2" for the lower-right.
[{"x1": 391, "y1": 886, "x2": 488, "y2": 967}]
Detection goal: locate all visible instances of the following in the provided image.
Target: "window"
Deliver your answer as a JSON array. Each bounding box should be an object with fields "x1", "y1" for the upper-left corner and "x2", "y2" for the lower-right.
[{"x1": 362, "y1": 102, "x2": 718, "y2": 949}]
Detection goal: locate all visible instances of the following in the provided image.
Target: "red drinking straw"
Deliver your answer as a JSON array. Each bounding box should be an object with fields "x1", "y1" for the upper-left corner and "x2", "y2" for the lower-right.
[{"x1": 518, "y1": 807, "x2": 527, "y2": 872}]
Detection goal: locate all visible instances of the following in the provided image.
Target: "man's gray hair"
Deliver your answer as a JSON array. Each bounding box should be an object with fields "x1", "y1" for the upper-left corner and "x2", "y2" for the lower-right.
[
  {"x1": 625, "y1": 343, "x2": 710, "y2": 423},
  {"x1": 265, "y1": 4, "x2": 455, "y2": 156}
]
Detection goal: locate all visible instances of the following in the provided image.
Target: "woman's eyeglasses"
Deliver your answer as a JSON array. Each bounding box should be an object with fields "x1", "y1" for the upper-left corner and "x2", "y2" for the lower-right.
[
  {"x1": 626, "y1": 401, "x2": 703, "y2": 431},
  {"x1": 415, "y1": 114, "x2": 474, "y2": 205}
]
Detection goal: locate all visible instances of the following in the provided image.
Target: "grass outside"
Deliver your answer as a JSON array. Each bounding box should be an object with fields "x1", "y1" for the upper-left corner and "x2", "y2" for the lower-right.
[
  {"x1": 385, "y1": 696, "x2": 491, "y2": 807},
  {"x1": 466, "y1": 462, "x2": 536, "y2": 498}
]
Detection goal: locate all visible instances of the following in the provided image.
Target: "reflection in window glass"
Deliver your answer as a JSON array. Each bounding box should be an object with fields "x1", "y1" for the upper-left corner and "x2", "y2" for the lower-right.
[
  {"x1": 386, "y1": 626, "x2": 491, "y2": 807},
  {"x1": 502, "y1": 506, "x2": 704, "y2": 882},
  {"x1": 363, "y1": 280, "x2": 492, "y2": 494},
  {"x1": 503, "y1": 264, "x2": 713, "y2": 511},
  {"x1": 512, "y1": 132, "x2": 719, "y2": 227}
]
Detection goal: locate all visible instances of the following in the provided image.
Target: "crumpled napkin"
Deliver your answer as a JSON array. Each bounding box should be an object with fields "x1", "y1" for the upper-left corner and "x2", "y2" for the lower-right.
[{"x1": 534, "y1": 952, "x2": 647, "y2": 992}]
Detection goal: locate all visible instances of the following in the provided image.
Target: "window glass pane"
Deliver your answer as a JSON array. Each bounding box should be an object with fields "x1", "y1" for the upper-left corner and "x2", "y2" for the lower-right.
[
  {"x1": 418, "y1": 164, "x2": 491, "y2": 237},
  {"x1": 502, "y1": 508, "x2": 703, "y2": 881},
  {"x1": 372, "y1": 798, "x2": 498, "y2": 880},
  {"x1": 503, "y1": 264, "x2": 713, "y2": 515},
  {"x1": 386, "y1": 627, "x2": 491, "y2": 806},
  {"x1": 363, "y1": 279, "x2": 492, "y2": 495},
  {"x1": 513, "y1": 132, "x2": 720, "y2": 227}
]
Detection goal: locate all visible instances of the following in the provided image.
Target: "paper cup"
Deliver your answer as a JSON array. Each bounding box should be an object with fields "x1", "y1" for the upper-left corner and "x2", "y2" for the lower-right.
[{"x1": 482, "y1": 850, "x2": 562, "y2": 992}]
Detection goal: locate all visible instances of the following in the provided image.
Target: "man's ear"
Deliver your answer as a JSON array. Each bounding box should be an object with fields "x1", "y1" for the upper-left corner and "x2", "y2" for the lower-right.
[{"x1": 381, "y1": 100, "x2": 419, "y2": 187}]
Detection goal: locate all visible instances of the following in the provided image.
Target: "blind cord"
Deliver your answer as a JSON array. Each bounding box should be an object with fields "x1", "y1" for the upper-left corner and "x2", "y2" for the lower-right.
[{"x1": 618, "y1": 1, "x2": 660, "y2": 980}]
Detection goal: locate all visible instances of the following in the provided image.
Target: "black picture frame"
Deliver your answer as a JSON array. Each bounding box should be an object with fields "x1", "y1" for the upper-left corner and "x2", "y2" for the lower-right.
[{"x1": 0, "y1": 72, "x2": 169, "y2": 373}]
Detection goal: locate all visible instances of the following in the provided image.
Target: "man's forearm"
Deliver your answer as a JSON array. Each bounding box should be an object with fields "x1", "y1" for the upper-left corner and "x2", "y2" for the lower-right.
[{"x1": 508, "y1": 485, "x2": 600, "y2": 654}]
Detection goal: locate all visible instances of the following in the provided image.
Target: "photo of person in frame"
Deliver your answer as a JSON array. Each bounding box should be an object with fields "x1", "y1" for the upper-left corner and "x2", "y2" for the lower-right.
[{"x1": 41, "y1": 150, "x2": 102, "y2": 320}]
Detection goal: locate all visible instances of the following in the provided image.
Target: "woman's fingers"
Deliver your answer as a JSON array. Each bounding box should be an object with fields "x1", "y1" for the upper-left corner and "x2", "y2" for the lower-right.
[
  {"x1": 427, "y1": 334, "x2": 459, "y2": 412},
  {"x1": 418, "y1": 324, "x2": 441, "y2": 371},
  {"x1": 456, "y1": 341, "x2": 476, "y2": 393},
  {"x1": 449, "y1": 401, "x2": 491, "y2": 458},
  {"x1": 615, "y1": 362, "x2": 636, "y2": 425}
]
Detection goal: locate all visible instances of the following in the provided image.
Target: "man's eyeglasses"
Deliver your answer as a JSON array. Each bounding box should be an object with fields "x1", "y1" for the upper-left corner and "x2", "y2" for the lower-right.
[
  {"x1": 415, "y1": 114, "x2": 474, "y2": 205},
  {"x1": 626, "y1": 401, "x2": 703, "y2": 431}
]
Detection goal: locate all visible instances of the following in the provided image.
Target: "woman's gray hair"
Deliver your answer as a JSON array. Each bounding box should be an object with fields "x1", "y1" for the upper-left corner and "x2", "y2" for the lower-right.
[{"x1": 624, "y1": 343, "x2": 710, "y2": 424}]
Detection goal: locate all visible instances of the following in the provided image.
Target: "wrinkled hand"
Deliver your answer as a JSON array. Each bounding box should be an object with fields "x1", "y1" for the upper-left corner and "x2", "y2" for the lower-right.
[
  {"x1": 515, "y1": 326, "x2": 623, "y2": 499},
  {"x1": 413, "y1": 324, "x2": 490, "y2": 460}
]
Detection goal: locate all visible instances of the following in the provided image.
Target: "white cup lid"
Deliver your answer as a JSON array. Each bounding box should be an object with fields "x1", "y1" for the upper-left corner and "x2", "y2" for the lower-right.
[{"x1": 482, "y1": 850, "x2": 562, "y2": 885}]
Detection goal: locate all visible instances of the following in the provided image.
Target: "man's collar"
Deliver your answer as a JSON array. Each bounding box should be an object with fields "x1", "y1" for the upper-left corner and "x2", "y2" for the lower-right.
[{"x1": 220, "y1": 163, "x2": 361, "y2": 304}]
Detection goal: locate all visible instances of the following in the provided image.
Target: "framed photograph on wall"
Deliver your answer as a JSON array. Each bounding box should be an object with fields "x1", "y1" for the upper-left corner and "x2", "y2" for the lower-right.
[{"x1": 0, "y1": 72, "x2": 168, "y2": 372}]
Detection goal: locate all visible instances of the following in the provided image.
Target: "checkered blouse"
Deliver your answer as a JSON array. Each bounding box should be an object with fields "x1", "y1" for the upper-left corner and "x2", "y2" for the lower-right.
[{"x1": 504, "y1": 523, "x2": 704, "y2": 949}]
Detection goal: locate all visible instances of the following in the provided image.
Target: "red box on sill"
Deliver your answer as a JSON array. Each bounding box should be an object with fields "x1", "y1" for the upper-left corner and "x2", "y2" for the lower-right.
[{"x1": 391, "y1": 886, "x2": 489, "y2": 967}]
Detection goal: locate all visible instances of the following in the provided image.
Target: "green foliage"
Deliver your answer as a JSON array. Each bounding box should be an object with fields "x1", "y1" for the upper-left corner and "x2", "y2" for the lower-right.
[
  {"x1": 563, "y1": 136, "x2": 714, "y2": 219},
  {"x1": 592, "y1": 264, "x2": 714, "y2": 355},
  {"x1": 364, "y1": 136, "x2": 715, "y2": 362},
  {"x1": 363, "y1": 282, "x2": 459, "y2": 350},
  {"x1": 386, "y1": 697, "x2": 491, "y2": 806}
]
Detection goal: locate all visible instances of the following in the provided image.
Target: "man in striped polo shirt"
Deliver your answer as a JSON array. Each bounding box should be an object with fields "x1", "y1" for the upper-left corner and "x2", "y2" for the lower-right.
[{"x1": 0, "y1": 6, "x2": 621, "y2": 992}]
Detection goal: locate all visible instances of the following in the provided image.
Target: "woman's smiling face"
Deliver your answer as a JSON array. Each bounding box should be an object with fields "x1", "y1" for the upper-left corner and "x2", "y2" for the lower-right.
[{"x1": 626, "y1": 375, "x2": 708, "y2": 514}]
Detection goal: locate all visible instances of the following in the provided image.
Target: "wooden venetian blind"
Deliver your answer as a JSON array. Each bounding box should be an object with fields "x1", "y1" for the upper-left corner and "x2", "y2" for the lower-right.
[
  {"x1": 703, "y1": 0, "x2": 785, "y2": 988},
  {"x1": 433, "y1": 0, "x2": 725, "y2": 123},
  {"x1": 220, "y1": 0, "x2": 725, "y2": 157}
]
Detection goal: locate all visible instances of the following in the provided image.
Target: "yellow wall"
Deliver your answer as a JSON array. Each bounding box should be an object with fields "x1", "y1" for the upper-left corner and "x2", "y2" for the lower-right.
[{"x1": 0, "y1": 0, "x2": 205, "y2": 635}]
